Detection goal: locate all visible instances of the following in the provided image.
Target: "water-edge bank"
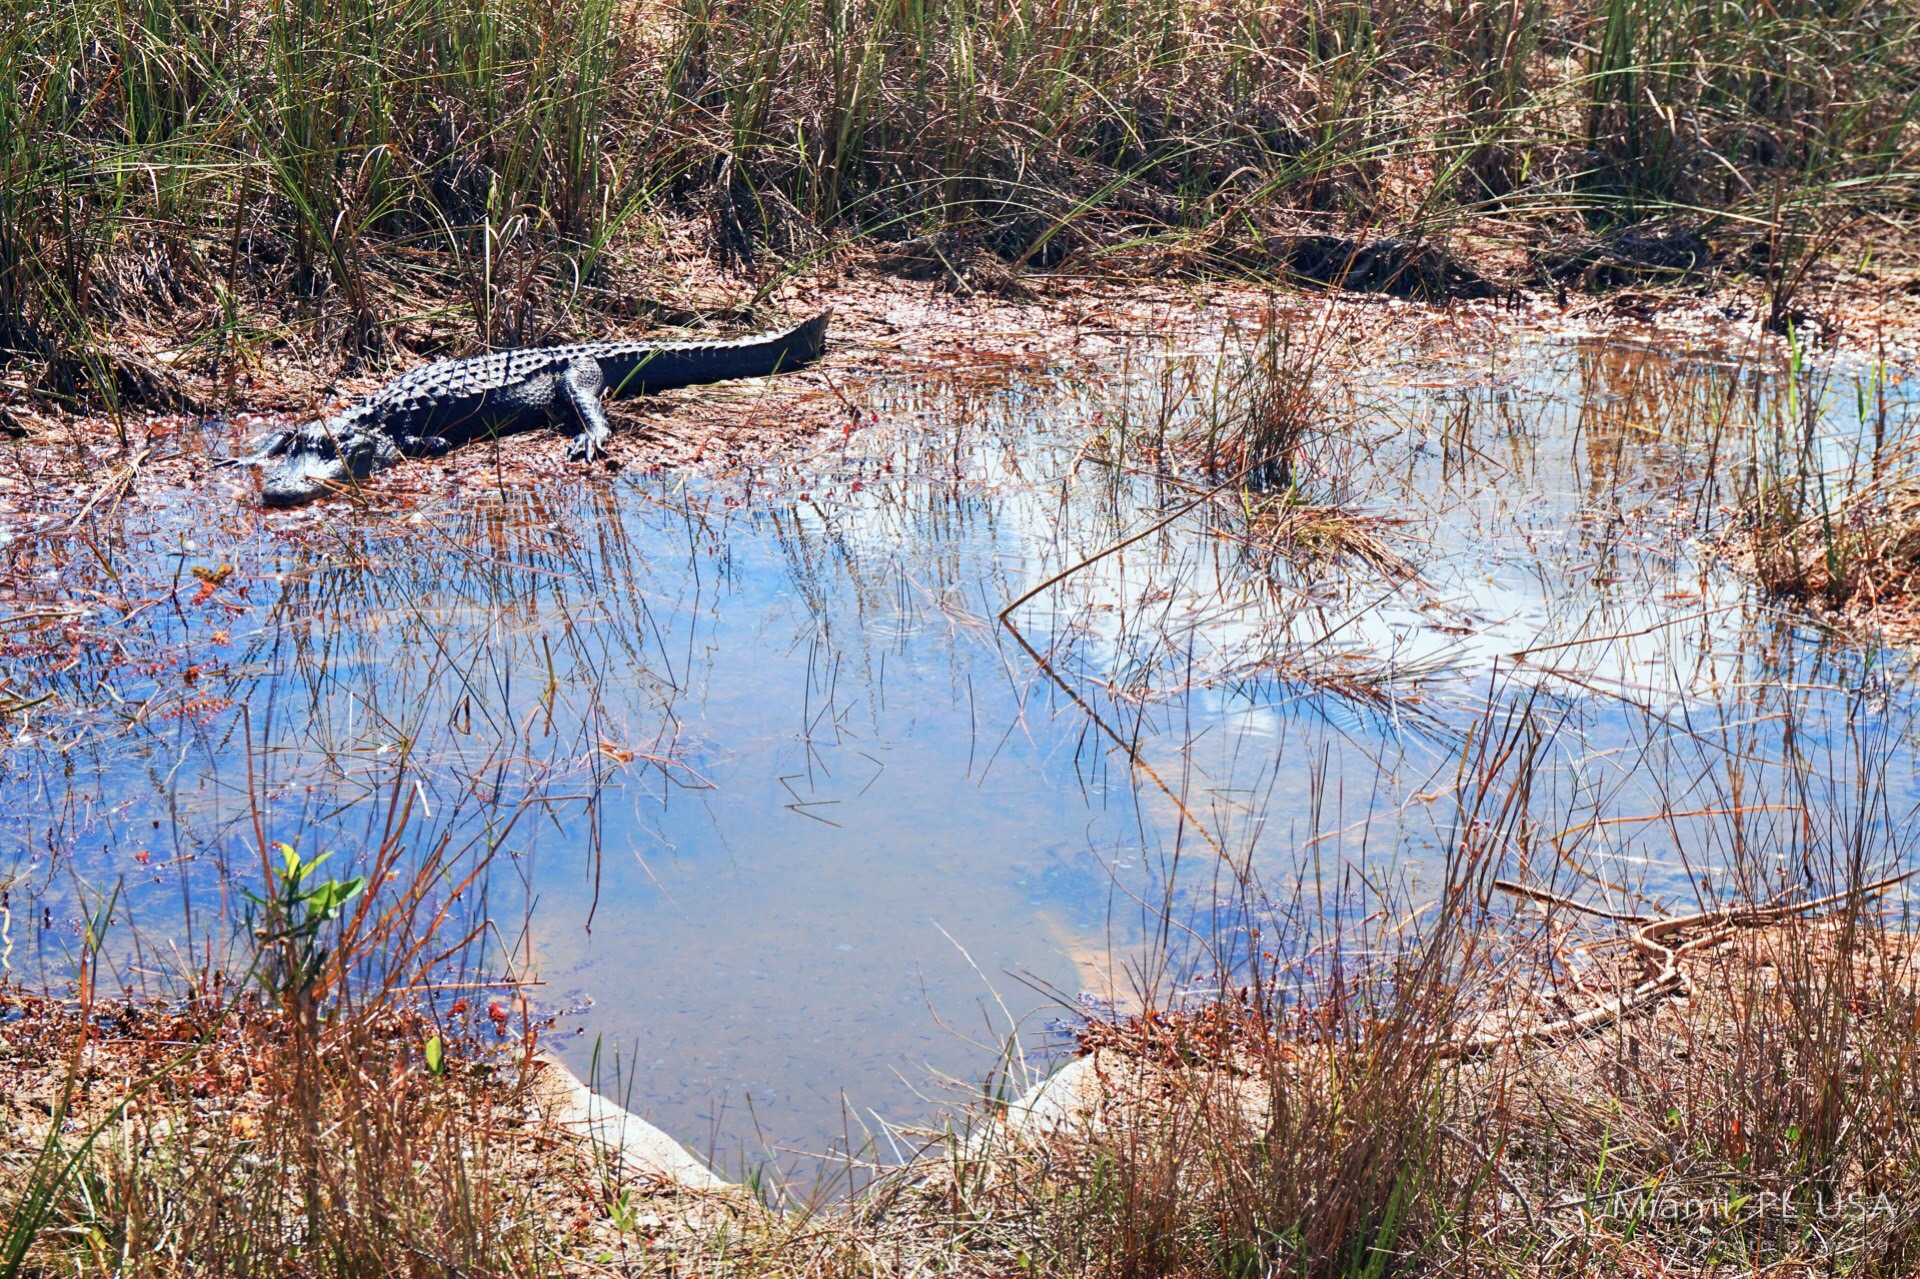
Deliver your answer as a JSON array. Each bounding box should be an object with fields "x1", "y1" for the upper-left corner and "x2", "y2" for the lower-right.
[{"x1": 8, "y1": 889, "x2": 1920, "y2": 1275}]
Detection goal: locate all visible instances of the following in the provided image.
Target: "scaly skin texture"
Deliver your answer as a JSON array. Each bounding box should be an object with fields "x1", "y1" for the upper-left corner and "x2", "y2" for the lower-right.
[{"x1": 233, "y1": 312, "x2": 831, "y2": 506}]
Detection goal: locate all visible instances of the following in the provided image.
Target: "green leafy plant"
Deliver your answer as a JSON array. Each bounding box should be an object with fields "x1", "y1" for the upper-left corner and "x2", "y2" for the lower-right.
[
  {"x1": 609, "y1": 1187, "x2": 639, "y2": 1234},
  {"x1": 244, "y1": 841, "x2": 367, "y2": 1007}
]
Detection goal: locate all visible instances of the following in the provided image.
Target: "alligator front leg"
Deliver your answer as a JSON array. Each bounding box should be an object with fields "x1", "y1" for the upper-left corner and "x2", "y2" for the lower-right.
[
  {"x1": 219, "y1": 428, "x2": 293, "y2": 468},
  {"x1": 552, "y1": 357, "x2": 612, "y2": 462}
]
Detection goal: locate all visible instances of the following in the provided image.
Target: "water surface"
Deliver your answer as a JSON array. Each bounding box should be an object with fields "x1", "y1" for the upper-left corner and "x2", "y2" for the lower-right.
[{"x1": 5, "y1": 325, "x2": 1918, "y2": 1179}]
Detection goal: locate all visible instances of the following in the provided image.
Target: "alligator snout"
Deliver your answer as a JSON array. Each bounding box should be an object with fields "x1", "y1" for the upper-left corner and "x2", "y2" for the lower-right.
[
  {"x1": 261, "y1": 453, "x2": 352, "y2": 507},
  {"x1": 253, "y1": 420, "x2": 399, "y2": 507}
]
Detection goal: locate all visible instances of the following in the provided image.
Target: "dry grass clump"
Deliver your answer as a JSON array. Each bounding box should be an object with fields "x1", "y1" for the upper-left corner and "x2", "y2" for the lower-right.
[
  {"x1": 1, "y1": 983, "x2": 821, "y2": 1279},
  {"x1": 1088, "y1": 300, "x2": 1423, "y2": 593},
  {"x1": 1737, "y1": 350, "x2": 1920, "y2": 620},
  {"x1": 1748, "y1": 476, "x2": 1920, "y2": 613},
  {"x1": 2, "y1": 991, "x2": 553, "y2": 1278},
  {"x1": 1238, "y1": 499, "x2": 1421, "y2": 585},
  {"x1": 1090, "y1": 304, "x2": 1346, "y2": 491},
  {"x1": 841, "y1": 1002, "x2": 1462, "y2": 1279},
  {"x1": 908, "y1": 889, "x2": 1920, "y2": 1279},
  {"x1": 2, "y1": 779, "x2": 633, "y2": 1279},
  {"x1": 843, "y1": 848, "x2": 1500, "y2": 1279},
  {"x1": 1479, "y1": 906, "x2": 1920, "y2": 1276},
  {"x1": 1192, "y1": 319, "x2": 1334, "y2": 496}
]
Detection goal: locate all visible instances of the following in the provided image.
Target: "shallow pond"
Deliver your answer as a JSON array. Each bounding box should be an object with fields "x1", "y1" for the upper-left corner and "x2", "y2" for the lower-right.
[{"x1": 5, "y1": 320, "x2": 1920, "y2": 1182}]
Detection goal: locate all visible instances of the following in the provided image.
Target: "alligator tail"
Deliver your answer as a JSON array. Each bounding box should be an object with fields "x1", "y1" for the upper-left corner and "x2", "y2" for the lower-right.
[{"x1": 600, "y1": 310, "x2": 832, "y2": 397}]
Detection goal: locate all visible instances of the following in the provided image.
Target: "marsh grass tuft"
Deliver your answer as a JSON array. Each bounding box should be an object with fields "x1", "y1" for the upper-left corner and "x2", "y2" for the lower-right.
[
  {"x1": 1747, "y1": 476, "x2": 1920, "y2": 609},
  {"x1": 1089, "y1": 298, "x2": 1426, "y2": 599},
  {"x1": 1736, "y1": 336, "x2": 1920, "y2": 617}
]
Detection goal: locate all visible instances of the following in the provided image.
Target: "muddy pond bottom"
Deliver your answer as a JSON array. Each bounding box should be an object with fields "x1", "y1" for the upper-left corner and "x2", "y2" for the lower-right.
[{"x1": 5, "y1": 329, "x2": 1920, "y2": 1181}]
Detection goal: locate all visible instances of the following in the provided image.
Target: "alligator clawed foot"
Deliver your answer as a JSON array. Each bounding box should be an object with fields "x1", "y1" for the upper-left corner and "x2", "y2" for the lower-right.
[{"x1": 399, "y1": 434, "x2": 453, "y2": 458}]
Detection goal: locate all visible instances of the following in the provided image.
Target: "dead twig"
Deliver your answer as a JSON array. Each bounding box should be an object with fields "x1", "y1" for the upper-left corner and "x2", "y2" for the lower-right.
[
  {"x1": 1440, "y1": 871, "x2": 1916, "y2": 1058},
  {"x1": 1000, "y1": 465, "x2": 1254, "y2": 619}
]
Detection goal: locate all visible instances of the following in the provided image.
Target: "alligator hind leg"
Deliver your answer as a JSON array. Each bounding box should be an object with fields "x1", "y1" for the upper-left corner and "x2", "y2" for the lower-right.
[
  {"x1": 396, "y1": 433, "x2": 454, "y2": 458},
  {"x1": 553, "y1": 357, "x2": 612, "y2": 462}
]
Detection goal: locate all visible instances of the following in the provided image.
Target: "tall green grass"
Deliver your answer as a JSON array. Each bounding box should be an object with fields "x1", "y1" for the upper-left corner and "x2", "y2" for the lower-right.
[{"x1": 3, "y1": 0, "x2": 1919, "y2": 402}]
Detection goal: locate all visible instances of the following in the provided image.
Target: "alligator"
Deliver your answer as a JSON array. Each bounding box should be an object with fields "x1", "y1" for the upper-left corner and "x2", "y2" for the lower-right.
[{"x1": 230, "y1": 311, "x2": 831, "y2": 506}]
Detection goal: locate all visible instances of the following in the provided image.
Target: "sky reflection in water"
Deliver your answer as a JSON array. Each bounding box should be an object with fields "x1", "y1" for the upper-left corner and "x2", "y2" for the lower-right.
[{"x1": 4, "y1": 331, "x2": 1919, "y2": 1178}]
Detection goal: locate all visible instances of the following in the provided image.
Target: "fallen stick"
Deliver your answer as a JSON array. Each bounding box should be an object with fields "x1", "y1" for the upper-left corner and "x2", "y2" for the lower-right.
[
  {"x1": 1438, "y1": 871, "x2": 1916, "y2": 1059},
  {"x1": 999, "y1": 464, "x2": 1255, "y2": 619}
]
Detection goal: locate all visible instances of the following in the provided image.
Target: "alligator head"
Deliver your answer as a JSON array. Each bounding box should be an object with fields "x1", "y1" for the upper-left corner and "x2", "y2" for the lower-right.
[{"x1": 252, "y1": 411, "x2": 403, "y2": 507}]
